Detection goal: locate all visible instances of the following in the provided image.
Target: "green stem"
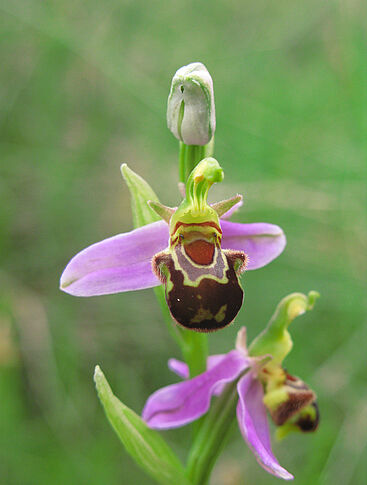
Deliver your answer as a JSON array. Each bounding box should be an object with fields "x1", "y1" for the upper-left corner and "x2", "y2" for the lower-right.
[
  {"x1": 179, "y1": 330, "x2": 209, "y2": 438},
  {"x1": 179, "y1": 142, "x2": 187, "y2": 183},
  {"x1": 179, "y1": 143, "x2": 214, "y2": 184},
  {"x1": 181, "y1": 331, "x2": 209, "y2": 378},
  {"x1": 186, "y1": 380, "x2": 239, "y2": 485}
]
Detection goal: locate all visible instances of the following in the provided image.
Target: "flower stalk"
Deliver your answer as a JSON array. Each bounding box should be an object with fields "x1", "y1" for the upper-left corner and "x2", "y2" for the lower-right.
[
  {"x1": 179, "y1": 141, "x2": 214, "y2": 183},
  {"x1": 181, "y1": 330, "x2": 209, "y2": 379},
  {"x1": 186, "y1": 379, "x2": 240, "y2": 485}
]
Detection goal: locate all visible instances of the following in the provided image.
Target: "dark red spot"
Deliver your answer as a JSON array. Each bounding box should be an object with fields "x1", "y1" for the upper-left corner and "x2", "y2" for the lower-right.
[{"x1": 185, "y1": 240, "x2": 215, "y2": 265}]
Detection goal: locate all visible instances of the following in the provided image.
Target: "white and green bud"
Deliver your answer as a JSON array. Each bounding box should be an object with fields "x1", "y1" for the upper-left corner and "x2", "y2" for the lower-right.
[{"x1": 167, "y1": 62, "x2": 216, "y2": 146}]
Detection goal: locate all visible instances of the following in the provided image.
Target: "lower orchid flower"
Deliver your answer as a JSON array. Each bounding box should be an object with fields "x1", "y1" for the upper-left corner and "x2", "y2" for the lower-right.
[
  {"x1": 142, "y1": 292, "x2": 320, "y2": 481},
  {"x1": 60, "y1": 159, "x2": 286, "y2": 332}
]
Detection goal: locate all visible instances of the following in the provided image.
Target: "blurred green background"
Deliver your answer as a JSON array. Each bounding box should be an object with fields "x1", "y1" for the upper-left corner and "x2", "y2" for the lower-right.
[{"x1": 1, "y1": 1, "x2": 366, "y2": 484}]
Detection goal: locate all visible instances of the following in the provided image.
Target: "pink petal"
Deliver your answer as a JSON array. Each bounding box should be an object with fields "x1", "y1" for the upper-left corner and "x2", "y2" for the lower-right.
[
  {"x1": 168, "y1": 354, "x2": 228, "y2": 383},
  {"x1": 167, "y1": 358, "x2": 189, "y2": 379},
  {"x1": 143, "y1": 350, "x2": 249, "y2": 429},
  {"x1": 237, "y1": 373, "x2": 294, "y2": 480},
  {"x1": 221, "y1": 221, "x2": 286, "y2": 270},
  {"x1": 60, "y1": 221, "x2": 169, "y2": 296},
  {"x1": 60, "y1": 218, "x2": 285, "y2": 297}
]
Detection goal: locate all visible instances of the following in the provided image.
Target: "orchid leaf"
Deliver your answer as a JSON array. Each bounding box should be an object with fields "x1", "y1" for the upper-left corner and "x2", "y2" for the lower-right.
[{"x1": 94, "y1": 366, "x2": 190, "y2": 485}]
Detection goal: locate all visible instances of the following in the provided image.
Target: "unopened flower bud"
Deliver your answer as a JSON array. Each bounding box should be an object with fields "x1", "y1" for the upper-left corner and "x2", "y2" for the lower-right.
[{"x1": 167, "y1": 62, "x2": 215, "y2": 145}]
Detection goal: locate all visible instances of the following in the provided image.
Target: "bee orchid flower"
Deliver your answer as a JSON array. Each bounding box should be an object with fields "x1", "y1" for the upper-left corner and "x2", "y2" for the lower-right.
[
  {"x1": 60, "y1": 159, "x2": 286, "y2": 331},
  {"x1": 143, "y1": 293, "x2": 320, "y2": 480},
  {"x1": 143, "y1": 327, "x2": 295, "y2": 480}
]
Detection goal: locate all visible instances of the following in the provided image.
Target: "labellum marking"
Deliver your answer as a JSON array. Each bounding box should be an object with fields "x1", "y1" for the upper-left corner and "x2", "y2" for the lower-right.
[
  {"x1": 295, "y1": 402, "x2": 319, "y2": 432},
  {"x1": 264, "y1": 372, "x2": 317, "y2": 427},
  {"x1": 172, "y1": 221, "x2": 222, "y2": 236},
  {"x1": 172, "y1": 241, "x2": 228, "y2": 287},
  {"x1": 153, "y1": 235, "x2": 247, "y2": 332},
  {"x1": 184, "y1": 240, "x2": 214, "y2": 265}
]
